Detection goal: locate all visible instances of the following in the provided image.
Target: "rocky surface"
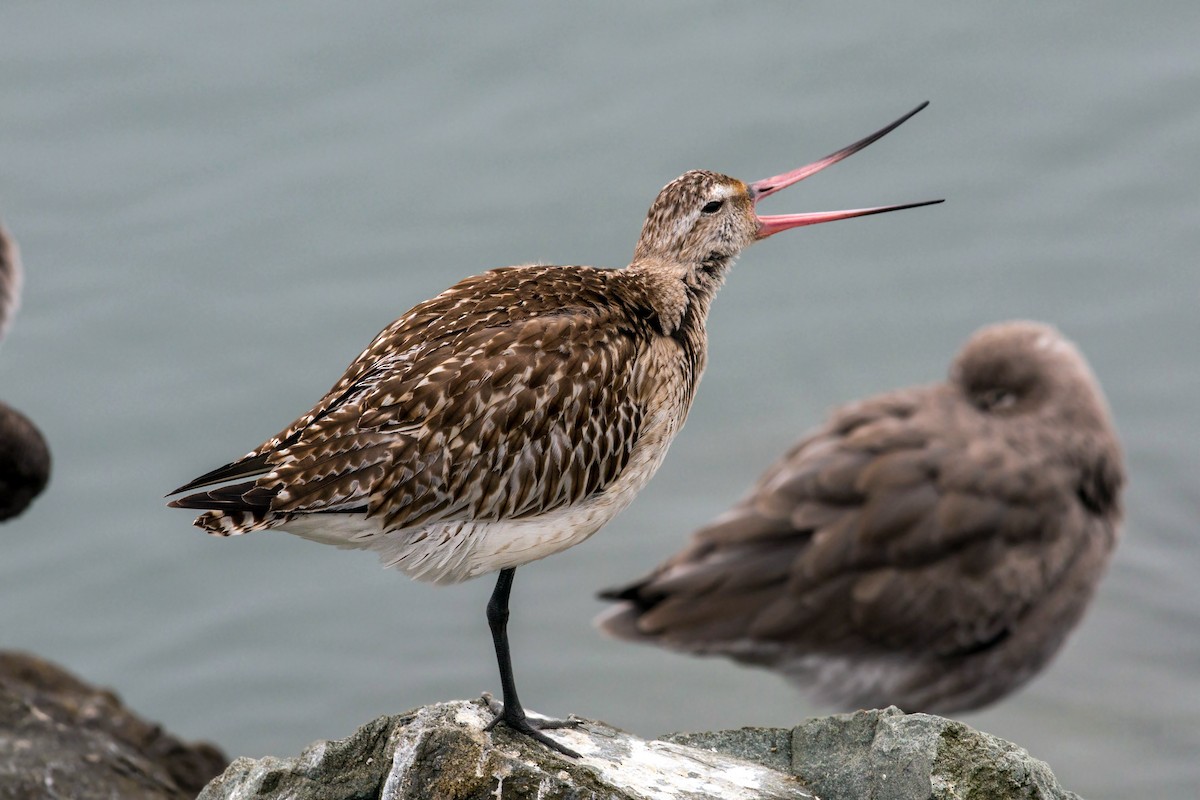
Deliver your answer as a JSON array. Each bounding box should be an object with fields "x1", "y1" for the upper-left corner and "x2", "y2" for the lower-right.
[
  {"x1": 0, "y1": 651, "x2": 228, "y2": 800},
  {"x1": 666, "y1": 706, "x2": 1082, "y2": 800},
  {"x1": 200, "y1": 698, "x2": 811, "y2": 800},
  {"x1": 198, "y1": 700, "x2": 1082, "y2": 800}
]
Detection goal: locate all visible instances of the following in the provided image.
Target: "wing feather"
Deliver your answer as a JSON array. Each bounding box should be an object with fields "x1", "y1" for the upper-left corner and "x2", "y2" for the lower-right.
[
  {"x1": 172, "y1": 266, "x2": 656, "y2": 533},
  {"x1": 602, "y1": 385, "x2": 1089, "y2": 658}
]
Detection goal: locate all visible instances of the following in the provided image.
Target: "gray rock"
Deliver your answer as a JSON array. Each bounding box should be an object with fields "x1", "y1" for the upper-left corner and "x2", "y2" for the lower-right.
[
  {"x1": 668, "y1": 707, "x2": 1082, "y2": 800},
  {"x1": 198, "y1": 701, "x2": 1083, "y2": 800},
  {"x1": 199, "y1": 698, "x2": 813, "y2": 800},
  {"x1": 0, "y1": 651, "x2": 228, "y2": 800},
  {"x1": 661, "y1": 726, "x2": 793, "y2": 774}
]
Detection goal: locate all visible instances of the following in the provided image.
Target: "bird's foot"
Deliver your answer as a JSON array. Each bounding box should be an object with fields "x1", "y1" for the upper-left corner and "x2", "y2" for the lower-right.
[{"x1": 480, "y1": 692, "x2": 582, "y2": 758}]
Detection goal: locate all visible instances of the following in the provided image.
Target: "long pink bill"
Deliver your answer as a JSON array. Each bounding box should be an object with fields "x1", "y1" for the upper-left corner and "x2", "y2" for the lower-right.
[
  {"x1": 750, "y1": 101, "x2": 942, "y2": 239},
  {"x1": 757, "y1": 199, "x2": 944, "y2": 239},
  {"x1": 750, "y1": 102, "x2": 930, "y2": 201}
]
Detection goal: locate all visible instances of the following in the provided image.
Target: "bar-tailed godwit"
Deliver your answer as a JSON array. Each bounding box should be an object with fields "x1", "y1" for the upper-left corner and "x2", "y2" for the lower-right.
[{"x1": 169, "y1": 103, "x2": 942, "y2": 755}]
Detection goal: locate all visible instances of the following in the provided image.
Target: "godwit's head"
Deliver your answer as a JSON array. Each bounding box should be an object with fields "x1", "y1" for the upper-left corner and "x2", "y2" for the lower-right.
[{"x1": 631, "y1": 102, "x2": 942, "y2": 287}]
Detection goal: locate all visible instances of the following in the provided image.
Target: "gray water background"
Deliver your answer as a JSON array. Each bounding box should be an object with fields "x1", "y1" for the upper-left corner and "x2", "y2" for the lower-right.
[{"x1": 2, "y1": 4, "x2": 1198, "y2": 797}]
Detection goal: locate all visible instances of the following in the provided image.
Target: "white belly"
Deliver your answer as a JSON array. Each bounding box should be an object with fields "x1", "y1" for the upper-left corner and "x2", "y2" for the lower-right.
[{"x1": 280, "y1": 396, "x2": 685, "y2": 585}]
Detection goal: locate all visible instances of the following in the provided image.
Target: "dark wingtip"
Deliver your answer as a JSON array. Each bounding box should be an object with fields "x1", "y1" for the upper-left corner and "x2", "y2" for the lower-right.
[
  {"x1": 596, "y1": 581, "x2": 656, "y2": 608},
  {"x1": 166, "y1": 453, "x2": 272, "y2": 498},
  {"x1": 167, "y1": 492, "x2": 215, "y2": 510},
  {"x1": 596, "y1": 586, "x2": 625, "y2": 603},
  {"x1": 167, "y1": 482, "x2": 274, "y2": 512},
  {"x1": 167, "y1": 469, "x2": 230, "y2": 498}
]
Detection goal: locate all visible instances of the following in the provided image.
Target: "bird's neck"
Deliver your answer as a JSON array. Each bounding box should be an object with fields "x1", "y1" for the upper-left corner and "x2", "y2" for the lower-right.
[{"x1": 624, "y1": 252, "x2": 734, "y2": 340}]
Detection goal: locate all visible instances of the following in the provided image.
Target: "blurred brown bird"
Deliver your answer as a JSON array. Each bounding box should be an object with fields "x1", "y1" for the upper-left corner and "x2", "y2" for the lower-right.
[
  {"x1": 0, "y1": 222, "x2": 51, "y2": 522},
  {"x1": 598, "y1": 321, "x2": 1124, "y2": 714},
  {"x1": 169, "y1": 104, "x2": 941, "y2": 755}
]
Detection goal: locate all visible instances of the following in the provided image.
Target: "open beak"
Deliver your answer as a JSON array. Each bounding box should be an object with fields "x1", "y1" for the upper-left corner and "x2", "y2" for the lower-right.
[{"x1": 750, "y1": 102, "x2": 943, "y2": 239}]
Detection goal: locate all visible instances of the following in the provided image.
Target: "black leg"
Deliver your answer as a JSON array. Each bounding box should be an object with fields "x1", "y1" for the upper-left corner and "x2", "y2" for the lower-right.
[{"x1": 483, "y1": 567, "x2": 581, "y2": 758}]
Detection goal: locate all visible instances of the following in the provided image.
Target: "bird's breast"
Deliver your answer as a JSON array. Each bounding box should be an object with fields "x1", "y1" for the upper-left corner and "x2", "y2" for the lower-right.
[{"x1": 326, "y1": 333, "x2": 705, "y2": 585}]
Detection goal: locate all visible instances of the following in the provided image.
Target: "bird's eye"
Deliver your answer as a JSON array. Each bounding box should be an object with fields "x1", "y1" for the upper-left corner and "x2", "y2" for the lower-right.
[
  {"x1": 975, "y1": 387, "x2": 1017, "y2": 413},
  {"x1": 701, "y1": 199, "x2": 725, "y2": 214}
]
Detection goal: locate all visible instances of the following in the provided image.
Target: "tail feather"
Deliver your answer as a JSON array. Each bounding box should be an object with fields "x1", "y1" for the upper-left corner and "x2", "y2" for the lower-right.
[
  {"x1": 195, "y1": 508, "x2": 284, "y2": 537},
  {"x1": 169, "y1": 478, "x2": 282, "y2": 537}
]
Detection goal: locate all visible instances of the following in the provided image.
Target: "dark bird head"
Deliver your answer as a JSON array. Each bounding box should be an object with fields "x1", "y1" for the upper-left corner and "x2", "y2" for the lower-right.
[
  {"x1": 952, "y1": 321, "x2": 1114, "y2": 426},
  {"x1": 0, "y1": 407, "x2": 50, "y2": 521},
  {"x1": 951, "y1": 320, "x2": 1124, "y2": 515}
]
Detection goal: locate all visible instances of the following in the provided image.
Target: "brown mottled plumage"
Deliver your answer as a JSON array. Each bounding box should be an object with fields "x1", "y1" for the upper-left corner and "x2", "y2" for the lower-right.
[
  {"x1": 598, "y1": 321, "x2": 1123, "y2": 714},
  {"x1": 0, "y1": 221, "x2": 51, "y2": 522},
  {"x1": 168, "y1": 103, "x2": 941, "y2": 755},
  {"x1": 0, "y1": 222, "x2": 20, "y2": 344}
]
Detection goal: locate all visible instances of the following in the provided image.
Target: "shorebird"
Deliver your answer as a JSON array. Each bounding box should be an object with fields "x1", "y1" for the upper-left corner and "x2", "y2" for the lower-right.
[
  {"x1": 168, "y1": 103, "x2": 941, "y2": 756},
  {"x1": 598, "y1": 321, "x2": 1124, "y2": 714},
  {"x1": 0, "y1": 222, "x2": 51, "y2": 522}
]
